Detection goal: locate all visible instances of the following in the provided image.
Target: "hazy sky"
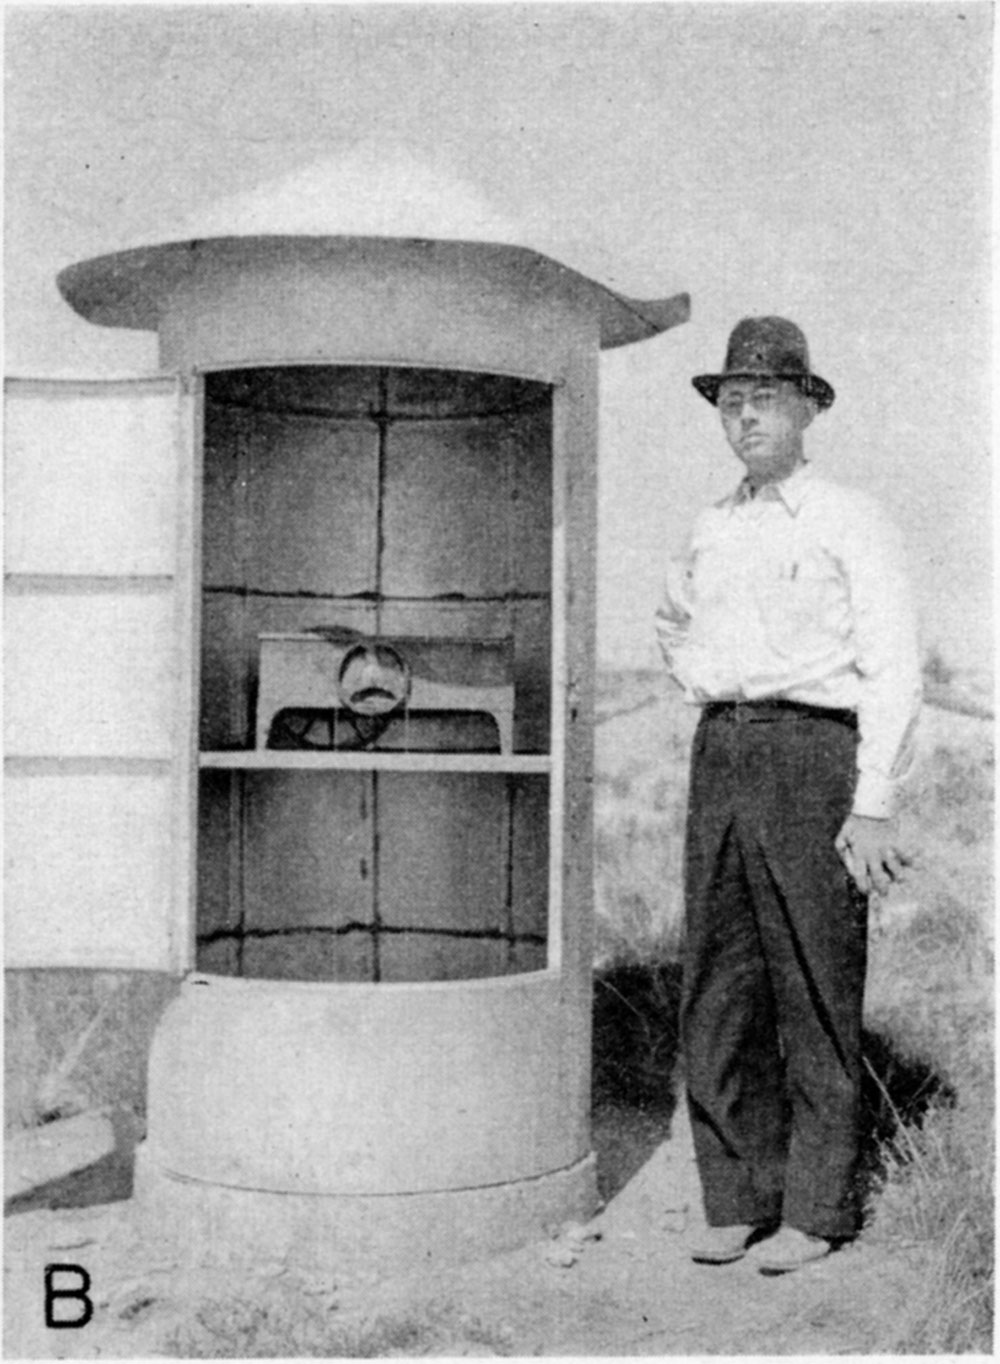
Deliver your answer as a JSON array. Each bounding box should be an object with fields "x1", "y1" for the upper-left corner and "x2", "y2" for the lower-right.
[{"x1": 5, "y1": 2, "x2": 993, "y2": 671}]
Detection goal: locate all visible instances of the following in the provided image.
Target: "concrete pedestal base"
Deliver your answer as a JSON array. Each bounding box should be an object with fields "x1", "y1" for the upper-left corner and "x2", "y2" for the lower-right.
[
  {"x1": 134, "y1": 1143, "x2": 597, "y2": 1278},
  {"x1": 140, "y1": 973, "x2": 597, "y2": 1273}
]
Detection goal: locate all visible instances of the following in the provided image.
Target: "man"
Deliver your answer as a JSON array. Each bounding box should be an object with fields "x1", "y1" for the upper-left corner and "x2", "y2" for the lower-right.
[{"x1": 656, "y1": 317, "x2": 921, "y2": 1274}]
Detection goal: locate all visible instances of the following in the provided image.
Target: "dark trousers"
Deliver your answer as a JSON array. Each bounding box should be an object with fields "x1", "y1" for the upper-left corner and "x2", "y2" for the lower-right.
[{"x1": 681, "y1": 704, "x2": 868, "y2": 1240}]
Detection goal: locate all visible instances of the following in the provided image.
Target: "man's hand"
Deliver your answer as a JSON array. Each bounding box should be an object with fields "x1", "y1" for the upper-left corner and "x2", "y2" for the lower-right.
[{"x1": 835, "y1": 814, "x2": 913, "y2": 895}]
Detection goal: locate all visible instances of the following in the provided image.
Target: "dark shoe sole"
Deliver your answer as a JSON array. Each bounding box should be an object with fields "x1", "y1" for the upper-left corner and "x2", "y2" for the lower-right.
[
  {"x1": 757, "y1": 1254, "x2": 830, "y2": 1275},
  {"x1": 690, "y1": 1247, "x2": 748, "y2": 1265}
]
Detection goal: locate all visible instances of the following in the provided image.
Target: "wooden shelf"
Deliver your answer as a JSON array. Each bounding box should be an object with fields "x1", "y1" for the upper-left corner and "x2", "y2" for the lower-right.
[{"x1": 199, "y1": 751, "x2": 552, "y2": 775}]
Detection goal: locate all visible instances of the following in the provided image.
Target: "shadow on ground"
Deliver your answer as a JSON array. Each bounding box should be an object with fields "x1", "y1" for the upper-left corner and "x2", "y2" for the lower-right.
[
  {"x1": 856, "y1": 1026, "x2": 956, "y2": 1207},
  {"x1": 5, "y1": 970, "x2": 954, "y2": 1227},
  {"x1": 590, "y1": 963, "x2": 682, "y2": 1204},
  {"x1": 589, "y1": 962, "x2": 955, "y2": 1213},
  {"x1": 4, "y1": 1108, "x2": 140, "y2": 1216}
]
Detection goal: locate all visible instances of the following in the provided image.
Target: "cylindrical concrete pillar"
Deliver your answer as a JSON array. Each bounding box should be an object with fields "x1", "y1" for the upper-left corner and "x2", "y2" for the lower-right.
[{"x1": 53, "y1": 154, "x2": 689, "y2": 1269}]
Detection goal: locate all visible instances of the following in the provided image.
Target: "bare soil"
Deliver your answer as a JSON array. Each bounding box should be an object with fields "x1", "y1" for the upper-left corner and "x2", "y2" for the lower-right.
[
  {"x1": 5, "y1": 1088, "x2": 934, "y2": 1358},
  {"x1": 5, "y1": 684, "x2": 985, "y2": 1357}
]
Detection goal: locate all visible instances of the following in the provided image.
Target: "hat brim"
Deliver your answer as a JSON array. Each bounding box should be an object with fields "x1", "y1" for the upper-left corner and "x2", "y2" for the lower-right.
[{"x1": 692, "y1": 371, "x2": 835, "y2": 410}]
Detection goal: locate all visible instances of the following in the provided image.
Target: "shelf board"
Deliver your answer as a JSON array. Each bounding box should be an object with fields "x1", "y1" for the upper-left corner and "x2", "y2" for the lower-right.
[{"x1": 199, "y1": 751, "x2": 552, "y2": 774}]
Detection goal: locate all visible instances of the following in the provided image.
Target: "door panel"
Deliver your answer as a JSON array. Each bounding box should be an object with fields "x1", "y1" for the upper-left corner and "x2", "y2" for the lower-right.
[
  {"x1": 5, "y1": 381, "x2": 181, "y2": 576},
  {"x1": 5, "y1": 590, "x2": 176, "y2": 758},
  {"x1": 5, "y1": 770, "x2": 175, "y2": 969},
  {"x1": 4, "y1": 377, "x2": 194, "y2": 970}
]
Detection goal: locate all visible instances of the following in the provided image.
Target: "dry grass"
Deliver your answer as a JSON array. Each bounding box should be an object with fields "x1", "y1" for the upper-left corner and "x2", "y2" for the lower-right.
[
  {"x1": 860, "y1": 722, "x2": 994, "y2": 1354},
  {"x1": 4, "y1": 971, "x2": 179, "y2": 1132},
  {"x1": 866, "y1": 1096, "x2": 993, "y2": 1353},
  {"x1": 593, "y1": 671, "x2": 695, "y2": 968},
  {"x1": 593, "y1": 669, "x2": 994, "y2": 1354}
]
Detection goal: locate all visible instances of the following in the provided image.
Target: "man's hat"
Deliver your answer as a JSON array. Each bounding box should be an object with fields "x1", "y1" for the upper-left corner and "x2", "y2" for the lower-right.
[{"x1": 692, "y1": 316, "x2": 835, "y2": 410}]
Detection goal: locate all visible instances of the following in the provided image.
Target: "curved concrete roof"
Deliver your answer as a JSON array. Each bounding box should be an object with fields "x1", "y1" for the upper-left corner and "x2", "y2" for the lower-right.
[{"x1": 56, "y1": 149, "x2": 689, "y2": 350}]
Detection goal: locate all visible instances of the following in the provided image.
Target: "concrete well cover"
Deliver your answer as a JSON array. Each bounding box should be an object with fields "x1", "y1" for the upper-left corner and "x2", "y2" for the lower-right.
[{"x1": 56, "y1": 147, "x2": 689, "y2": 348}]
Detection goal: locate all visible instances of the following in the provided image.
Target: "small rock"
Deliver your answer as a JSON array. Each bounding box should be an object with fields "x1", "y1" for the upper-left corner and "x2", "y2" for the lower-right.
[
  {"x1": 288, "y1": 1268, "x2": 339, "y2": 1298},
  {"x1": 660, "y1": 1204, "x2": 689, "y2": 1233},
  {"x1": 544, "y1": 1244, "x2": 578, "y2": 1268},
  {"x1": 562, "y1": 1219, "x2": 601, "y2": 1248},
  {"x1": 118, "y1": 1294, "x2": 157, "y2": 1323}
]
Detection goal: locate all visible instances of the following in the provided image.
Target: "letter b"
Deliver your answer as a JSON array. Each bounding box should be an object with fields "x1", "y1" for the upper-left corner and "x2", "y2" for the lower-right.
[{"x1": 44, "y1": 1263, "x2": 93, "y2": 1329}]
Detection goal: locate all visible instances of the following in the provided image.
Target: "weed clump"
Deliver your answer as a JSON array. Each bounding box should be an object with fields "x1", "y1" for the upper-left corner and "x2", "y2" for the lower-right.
[
  {"x1": 866, "y1": 1093, "x2": 993, "y2": 1353},
  {"x1": 860, "y1": 724, "x2": 994, "y2": 1353}
]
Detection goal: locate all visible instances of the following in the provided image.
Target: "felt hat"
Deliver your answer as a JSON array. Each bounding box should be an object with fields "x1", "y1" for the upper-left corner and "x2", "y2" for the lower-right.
[{"x1": 692, "y1": 316, "x2": 835, "y2": 409}]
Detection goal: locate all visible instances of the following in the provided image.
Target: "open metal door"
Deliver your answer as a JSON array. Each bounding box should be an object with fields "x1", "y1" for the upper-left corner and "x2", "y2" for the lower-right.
[{"x1": 4, "y1": 376, "x2": 198, "y2": 971}]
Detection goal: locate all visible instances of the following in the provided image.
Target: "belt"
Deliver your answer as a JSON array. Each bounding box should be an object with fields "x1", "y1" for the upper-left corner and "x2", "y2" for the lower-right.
[{"x1": 701, "y1": 699, "x2": 857, "y2": 727}]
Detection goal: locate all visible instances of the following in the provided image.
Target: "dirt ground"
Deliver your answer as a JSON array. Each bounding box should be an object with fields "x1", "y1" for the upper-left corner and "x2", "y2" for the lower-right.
[
  {"x1": 6, "y1": 684, "x2": 983, "y2": 1357},
  {"x1": 4, "y1": 1094, "x2": 930, "y2": 1359}
]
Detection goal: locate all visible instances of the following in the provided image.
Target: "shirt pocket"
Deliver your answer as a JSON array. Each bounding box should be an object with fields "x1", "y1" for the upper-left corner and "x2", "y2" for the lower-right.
[{"x1": 757, "y1": 552, "x2": 844, "y2": 657}]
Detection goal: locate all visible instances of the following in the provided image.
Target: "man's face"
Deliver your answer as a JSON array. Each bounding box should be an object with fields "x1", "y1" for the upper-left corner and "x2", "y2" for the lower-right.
[{"x1": 717, "y1": 378, "x2": 815, "y2": 483}]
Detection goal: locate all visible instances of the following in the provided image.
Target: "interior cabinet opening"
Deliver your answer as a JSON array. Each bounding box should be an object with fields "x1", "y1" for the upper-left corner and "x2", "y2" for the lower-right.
[{"x1": 195, "y1": 365, "x2": 554, "y2": 982}]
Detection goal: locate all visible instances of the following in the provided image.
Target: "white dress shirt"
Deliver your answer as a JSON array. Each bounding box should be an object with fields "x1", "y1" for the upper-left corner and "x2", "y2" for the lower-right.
[{"x1": 655, "y1": 462, "x2": 921, "y2": 819}]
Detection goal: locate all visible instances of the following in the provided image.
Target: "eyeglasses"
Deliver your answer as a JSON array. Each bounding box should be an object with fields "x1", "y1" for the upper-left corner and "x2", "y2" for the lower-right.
[{"x1": 717, "y1": 386, "x2": 783, "y2": 419}]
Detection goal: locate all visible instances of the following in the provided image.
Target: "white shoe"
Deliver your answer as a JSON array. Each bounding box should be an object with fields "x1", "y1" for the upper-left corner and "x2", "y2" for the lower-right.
[
  {"x1": 688, "y1": 1223, "x2": 756, "y2": 1264},
  {"x1": 754, "y1": 1225, "x2": 832, "y2": 1274}
]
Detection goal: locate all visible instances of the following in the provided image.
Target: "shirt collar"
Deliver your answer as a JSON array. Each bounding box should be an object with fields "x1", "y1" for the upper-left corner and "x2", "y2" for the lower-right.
[{"x1": 728, "y1": 461, "x2": 813, "y2": 516}]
